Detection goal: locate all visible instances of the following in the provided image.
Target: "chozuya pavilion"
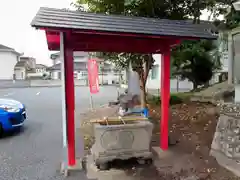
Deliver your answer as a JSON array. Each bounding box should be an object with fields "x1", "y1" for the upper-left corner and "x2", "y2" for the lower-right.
[{"x1": 31, "y1": 7, "x2": 217, "y2": 170}]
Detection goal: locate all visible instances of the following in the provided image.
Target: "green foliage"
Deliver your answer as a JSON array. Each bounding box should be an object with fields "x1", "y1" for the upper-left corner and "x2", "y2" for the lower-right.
[
  {"x1": 226, "y1": 4, "x2": 240, "y2": 29},
  {"x1": 73, "y1": 0, "x2": 231, "y2": 102},
  {"x1": 172, "y1": 40, "x2": 220, "y2": 89},
  {"x1": 148, "y1": 94, "x2": 186, "y2": 106}
]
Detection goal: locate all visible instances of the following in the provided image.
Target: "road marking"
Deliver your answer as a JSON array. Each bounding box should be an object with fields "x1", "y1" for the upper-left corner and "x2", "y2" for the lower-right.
[
  {"x1": 36, "y1": 92, "x2": 40, "y2": 96},
  {"x1": 4, "y1": 92, "x2": 15, "y2": 97}
]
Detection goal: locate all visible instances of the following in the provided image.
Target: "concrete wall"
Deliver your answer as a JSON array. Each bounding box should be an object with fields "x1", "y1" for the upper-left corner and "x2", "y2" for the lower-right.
[
  {"x1": 98, "y1": 73, "x2": 120, "y2": 84},
  {"x1": 0, "y1": 51, "x2": 18, "y2": 80},
  {"x1": 51, "y1": 70, "x2": 121, "y2": 84},
  {"x1": 50, "y1": 70, "x2": 88, "y2": 80},
  {"x1": 30, "y1": 79, "x2": 88, "y2": 87}
]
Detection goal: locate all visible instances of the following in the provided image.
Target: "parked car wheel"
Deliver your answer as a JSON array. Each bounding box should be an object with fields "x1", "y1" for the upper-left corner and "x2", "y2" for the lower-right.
[{"x1": 0, "y1": 123, "x2": 3, "y2": 137}]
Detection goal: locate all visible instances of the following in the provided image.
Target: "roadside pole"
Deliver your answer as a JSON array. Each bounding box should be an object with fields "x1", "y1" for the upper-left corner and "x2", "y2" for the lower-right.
[
  {"x1": 60, "y1": 32, "x2": 68, "y2": 172},
  {"x1": 88, "y1": 77, "x2": 94, "y2": 110}
]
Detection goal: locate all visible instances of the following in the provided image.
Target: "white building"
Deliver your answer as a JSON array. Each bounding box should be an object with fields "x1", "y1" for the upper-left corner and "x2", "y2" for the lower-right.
[
  {"x1": 49, "y1": 51, "x2": 89, "y2": 80},
  {"x1": 146, "y1": 54, "x2": 193, "y2": 92},
  {"x1": 14, "y1": 61, "x2": 27, "y2": 80},
  {"x1": 0, "y1": 44, "x2": 21, "y2": 80},
  {"x1": 49, "y1": 51, "x2": 122, "y2": 85},
  {"x1": 14, "y1": 57, "x2": 36, "y2": 80},
  {"x1": 99, "y1": 62, "x2": 122, "y2": 85},
  {"x1": 27, "y1": 64, "x2": 48, "y2": 79}
]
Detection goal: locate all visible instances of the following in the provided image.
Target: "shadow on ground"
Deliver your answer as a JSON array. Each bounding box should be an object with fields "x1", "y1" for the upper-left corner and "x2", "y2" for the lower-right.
[{"x1": 0, "y1": 127, "x2": 26, "y2": 139}]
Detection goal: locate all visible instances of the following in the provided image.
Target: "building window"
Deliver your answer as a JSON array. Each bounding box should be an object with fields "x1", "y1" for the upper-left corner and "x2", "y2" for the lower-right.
[
  {"x1": 58, "y1": 72, "x2": 61, "y2": 79},
  {"x1": 74, "y1": 72, "x2": 78, "y2": 79},
  {"x1": 82, "y1": 71, "x2": 87, "y2": 76},
  {"x1": 151, "y1": 65, "x2": 159, "y2": 80}
]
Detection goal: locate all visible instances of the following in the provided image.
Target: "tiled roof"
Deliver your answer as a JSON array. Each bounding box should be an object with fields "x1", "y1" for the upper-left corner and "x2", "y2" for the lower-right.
[
  {"x1": 0, "y1": 44, "x2": 14, "y2": 50},
  {"x1": 31, "y1": 7, "x2": 217, "y2": 40},
  {"x1": 15, "y1": 61, "x2": 27, "y2": 68},
  {"x1": 20, "y1": 57, "x2": 35, "y2": 61}
]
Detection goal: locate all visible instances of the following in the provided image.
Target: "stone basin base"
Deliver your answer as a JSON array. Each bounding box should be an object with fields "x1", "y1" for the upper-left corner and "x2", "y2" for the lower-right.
[{"x1": 91, "y1": 120, "x2": 153, "y2": 166}]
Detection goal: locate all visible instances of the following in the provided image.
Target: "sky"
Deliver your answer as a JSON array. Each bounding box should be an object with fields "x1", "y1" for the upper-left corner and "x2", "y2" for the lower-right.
[
  {"x1": 0, "y1": 1, "x2": 222, "y2": 66},
  {"x1": 0, "y1": 0, "x2": 73, "y2": 66}
]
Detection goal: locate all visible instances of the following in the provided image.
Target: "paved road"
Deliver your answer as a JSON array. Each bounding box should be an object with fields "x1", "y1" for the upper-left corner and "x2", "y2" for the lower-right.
[{"x1": 0, "y1": 86, "x2": 120, "y2": 180}]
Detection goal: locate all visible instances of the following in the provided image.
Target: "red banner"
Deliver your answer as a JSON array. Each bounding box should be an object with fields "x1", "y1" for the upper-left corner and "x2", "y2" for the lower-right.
[{"x1": 88, "y1": 59, "x2": 99, "y2": 94}]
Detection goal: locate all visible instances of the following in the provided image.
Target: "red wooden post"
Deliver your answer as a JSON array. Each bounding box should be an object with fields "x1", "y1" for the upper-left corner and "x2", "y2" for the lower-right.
[
  {"x1": 160, "y1": 46, "x2": 171, "y2": 150},
  {"x1": 64, "y1": 43, "x2": 76, "y2": 166}
]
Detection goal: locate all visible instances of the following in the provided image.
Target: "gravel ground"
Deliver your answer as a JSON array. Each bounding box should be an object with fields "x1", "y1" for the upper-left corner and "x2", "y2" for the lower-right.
[{"x1": 79, "y1": 101, "x2": 240, "y2": 180}]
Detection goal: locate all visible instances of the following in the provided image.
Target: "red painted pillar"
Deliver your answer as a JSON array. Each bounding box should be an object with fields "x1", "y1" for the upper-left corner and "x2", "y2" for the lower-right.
[
  {"x1": 64, "y1": 45, "x2": 76, "y2": 166},
  {"x1": 160, "y1": 46, "x2": 171, "y2": 150}
]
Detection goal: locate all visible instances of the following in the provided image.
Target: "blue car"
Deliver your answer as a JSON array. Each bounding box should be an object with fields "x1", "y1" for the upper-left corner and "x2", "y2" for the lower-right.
[{"x1": 0, "y1": 99, "x2": 26, "y2": 135}]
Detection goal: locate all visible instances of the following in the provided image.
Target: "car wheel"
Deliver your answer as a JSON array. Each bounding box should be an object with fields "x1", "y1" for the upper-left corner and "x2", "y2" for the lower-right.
[{"x1": 0, "y1": 123, "x2": 3, "y2": 137}]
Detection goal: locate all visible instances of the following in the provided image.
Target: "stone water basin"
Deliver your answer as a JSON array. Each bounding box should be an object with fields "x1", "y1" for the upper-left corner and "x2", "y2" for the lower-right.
[{"x1": 91, "y1": 119, "x2": 153, "y2": 169}]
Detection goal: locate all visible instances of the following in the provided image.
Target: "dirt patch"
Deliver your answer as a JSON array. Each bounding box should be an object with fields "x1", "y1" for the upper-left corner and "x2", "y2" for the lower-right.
[
  {"x1": 148, "y1": 102, "x2": 240, "y2": 180},
  {"x1": 79, "y1": 102, "x2": 240, "y2": 179}
]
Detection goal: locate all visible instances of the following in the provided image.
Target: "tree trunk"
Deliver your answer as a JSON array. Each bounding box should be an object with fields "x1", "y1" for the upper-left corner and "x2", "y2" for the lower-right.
[
  {"x1": 176, "y1": 76, "x2": 179, "y2": 92},
  {"x1": 139, "y1": 76, "x2": 147, "y2": 108},
  {"x1": 139, "y1": 54, "x2": 153, "y2": 108},
  {"x1": 204, "y1": 81, "x2": 210, "y2": 88},
  {"x1": 193, "y1": 82, "x2": 198, "y2": 90}
]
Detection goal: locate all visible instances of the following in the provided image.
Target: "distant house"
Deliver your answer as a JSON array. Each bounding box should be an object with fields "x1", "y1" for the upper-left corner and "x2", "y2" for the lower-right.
[
  {"x1": 27, "y1": 64, "x2": 49, "y2": 79},
  {"x1": 14, "y1": 57, "x2": 36, "y2": 80},
  {"x1": 49, "y1": 51, "x2": 90, "y2": 81},
  {"x1": 146, "y1": 54, "x2": 193, "y2": 93},
  {"x1": 48, "y1": 61, "x2": 88, "y2": 81},
  {"x1": 14, "y1": 61, "x2": 28, "y2": 80},
  {"x1": 99, "y1": 62, "x2": 122, "y2": 85},
  {"x1": 0, "y1": 44, "x2": 21, "y2": 80},
  {"x1": 36, "y1": 64, "x2": 47, "y2": 74},
  {"x1": 19, "y1": 57, "x2": 36, "y2": 70},
  {"x1": 50, "y1": 51, "x2": 89, "y2": 65},
  {"x1": 49, "y1": 51, "x2": 123, "y2": 84}
]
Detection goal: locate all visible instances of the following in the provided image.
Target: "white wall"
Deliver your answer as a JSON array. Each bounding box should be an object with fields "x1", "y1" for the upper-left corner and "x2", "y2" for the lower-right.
[
  {"x1": 51, "y1": 70, "x2": 88, "y2": 80},
  {"x1": 220, "y1": 51, "x2": 228, "y2": 72},
  {"x1": 74, "y1": 56, "x2": 88, "y2": 62},
  {"x1": 146, "y1": 54, "x2": 193, "y2": 91},
  {"x1": 53, "y1": 52, "x2": 89, "y2": 65},
  {"x1": 51, "y1": 71, "x2": 61, "y2": 80},
  {"x1": 14, "y1": 68, "x2": 26, "y2": 80},
  {"x1": 28, "y1": 68, "x2": 48, "y2": 78},
  {"x1": 98, "y1": 73, "x2": 120, "y2": 84},
  {"x1": 0, "y1": 51, "x2": 18, "y2": 80},
  {"x1": 51, "y1": 69, "x2": 121, "y2": 85}
]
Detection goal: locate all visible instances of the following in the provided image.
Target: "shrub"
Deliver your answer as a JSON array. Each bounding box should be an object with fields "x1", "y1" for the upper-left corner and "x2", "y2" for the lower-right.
[
  {"x1": 170, "y1": 95, "x2": 183, "y2": 105},
  {"x1": 148, "y1": 92, "x2": 191, "y2": 106}
]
